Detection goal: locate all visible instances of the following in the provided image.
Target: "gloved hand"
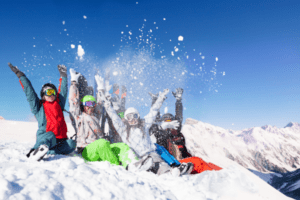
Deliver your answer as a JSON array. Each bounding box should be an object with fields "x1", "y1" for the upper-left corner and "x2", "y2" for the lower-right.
[
  {"x1": 159, "y1": 89, "x2": 169, "y2": 100},
  {"x1": 70, "y1": 68, "x2": 81, "y2": 83},
  {"x1": 98, "y1": 90, "x2": 110, "y2": 109},
  {"x1": 57, "y1": 64, "x2": 67, "y2": 77},
  {"x1": 160, "y1": 120, "x2": 179, "y2": 130},
  {"x1": 148, "y1": 92, "x2": 158, "y2": 101},
  {"x1": 105, "y1": 79, "x2": 112, "y2": 97},
  {"x1": 95, "y1": 74, "x2": 105, "y2": 90},
  {"x1": 8, "y1": 63, "x2": 25, "y2": 78},
  {"x1": 172, "y1": 88, "x2": 183, "y2": 101}
]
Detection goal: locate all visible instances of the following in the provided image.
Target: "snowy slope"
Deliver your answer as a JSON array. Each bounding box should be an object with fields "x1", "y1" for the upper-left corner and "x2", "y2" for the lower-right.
[
  {"x1": 0, "y1": 120, "x2": 292, "y2": 200},
  {"x1": 182, "y1": 118, "x2": 300, "y2": 173}
]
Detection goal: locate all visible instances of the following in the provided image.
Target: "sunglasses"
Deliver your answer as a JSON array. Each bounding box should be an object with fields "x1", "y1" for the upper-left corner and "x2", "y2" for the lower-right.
[
  {"x1": 83, "y1": 101, "x2": 96, "y2": 107},
  {"x1": 44, "y1": 89, "x2": 56, "y2": 96},
  {"x1": 126, "y1": 113, "x2": 139, "y2": 121}
]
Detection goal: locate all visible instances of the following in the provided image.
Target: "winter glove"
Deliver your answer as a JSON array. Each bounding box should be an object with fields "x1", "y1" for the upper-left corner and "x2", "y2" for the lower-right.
[
  {"x1": 172, "y1": 88, "x2": 184, "y2": 101},
  {"x1": 160, "y1": 120, "x2": 180, "y2": 130},
  {"x1": 98, "y1": 91, "x2": 111, "y2": 109},
  {"x1": 148, "y1": 92, "x2": 158, "y2": 101},
  {"x1": 159, "y1": 89, "x2": 169, "y2": 100},
  {"x1": 70, "y1": 68, "x2": 81, "y2": 83},
  {"x1": 95, "y1": 74, "x2": 105, "y2": 90},
  {"x1": 8, "y1": 63, "x2": 25, "y2": 78},
  {"x1": 105, "y1": 79, "x2": 112, "y2": 98},
  {"x1": 57, "y1": 64, "x2": 67, "y2": 77}
]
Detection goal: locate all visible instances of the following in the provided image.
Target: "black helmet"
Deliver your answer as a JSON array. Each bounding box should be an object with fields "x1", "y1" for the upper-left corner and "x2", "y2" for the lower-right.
[
  {"x1": 40, "y1": 83, "x2": 58, "y2": 98},
  {"x1": 161, "y1": 113, "x2": 175, "y2": 122}
]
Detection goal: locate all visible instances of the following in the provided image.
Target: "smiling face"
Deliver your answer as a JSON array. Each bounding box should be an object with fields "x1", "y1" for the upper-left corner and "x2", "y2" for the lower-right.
[
  {"x1": 44, "y1": 95, "x2": 56, "y2": 102},
  {"x1": 84, "y1": 106, "x2": 95, "y2": 115}
]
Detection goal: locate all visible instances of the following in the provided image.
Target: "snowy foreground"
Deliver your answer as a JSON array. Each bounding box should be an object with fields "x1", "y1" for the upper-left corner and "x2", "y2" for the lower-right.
[{"x1": 0, "y1": 120, "x2": 292, "y2": 200}]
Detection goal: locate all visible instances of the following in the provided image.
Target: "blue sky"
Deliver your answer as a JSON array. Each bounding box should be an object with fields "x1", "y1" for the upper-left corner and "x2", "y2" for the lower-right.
[{"x1": 1, "y1": 0, "x2": 299, "y2": 130}]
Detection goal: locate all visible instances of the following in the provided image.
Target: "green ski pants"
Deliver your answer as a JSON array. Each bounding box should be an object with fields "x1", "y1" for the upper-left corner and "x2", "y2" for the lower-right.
[{"x1": 82, "y1": 139, "x2": 138, "y2": 168}]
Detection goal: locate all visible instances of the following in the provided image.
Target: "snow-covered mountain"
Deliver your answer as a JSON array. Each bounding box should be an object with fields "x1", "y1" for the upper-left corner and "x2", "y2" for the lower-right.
[
  {"x1": 250, "y1": 168, "x2": 300, "y2": 200},
  {"x1": 182, "y1": 118, "x2": 300, "y2": 173},
  {"x1": 0, "y1": 120, "x2": 292, "y2": 200}
]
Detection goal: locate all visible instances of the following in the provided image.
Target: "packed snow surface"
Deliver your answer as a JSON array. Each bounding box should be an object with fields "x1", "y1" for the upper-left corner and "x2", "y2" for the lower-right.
[{"x1": 0, "y1": 120, "x2": 292, "y2": 200}]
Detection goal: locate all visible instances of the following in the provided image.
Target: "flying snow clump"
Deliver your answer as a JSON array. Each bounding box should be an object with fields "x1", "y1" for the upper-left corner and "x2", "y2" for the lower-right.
[
  {"x1": 77, "y1": 45, "x2": 85, "y2": 60},
  {"x1": 62, "y1": 21, "x2": 65, "y2": 25},
  {"x1": 83, "y1": 15, "x2": 87, "y2": 19},
  {"x1": 178, "y1": 36, "x2": 184, "y2": 41},
  {"x1": 71, "y1": 44, "x2": 75, "y2": 49},
  {"x1": 216, "y1": 57, "x2": 219, "y2": 62}
]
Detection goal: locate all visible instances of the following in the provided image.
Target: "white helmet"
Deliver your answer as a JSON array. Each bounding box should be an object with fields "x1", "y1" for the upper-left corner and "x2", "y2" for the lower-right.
[{"x1": 124, "y1": 107, "x2": 140, "y2": 120}]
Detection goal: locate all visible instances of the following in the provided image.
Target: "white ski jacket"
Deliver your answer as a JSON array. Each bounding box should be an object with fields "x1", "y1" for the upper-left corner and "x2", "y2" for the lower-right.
[
  {"x1": 69, "y1": 83, "x2": 104, "y2": 148},
  {"x1": 105, "y1": 92, "x2": 167, "y2": 158}
]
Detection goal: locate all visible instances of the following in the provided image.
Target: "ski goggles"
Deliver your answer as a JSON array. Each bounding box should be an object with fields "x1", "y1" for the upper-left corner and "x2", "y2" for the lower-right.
[
  {"x1": 164, "y1": 119, "x2": 172, "y2": 122},
  {"x1": 126, "y1": 113, "x2": 139, "y2": 121},
  {"x1": 83, "y1": 101, "x2": 96, "y2": 107},
  {"x1": 44, "y1": 89, "x2": 56, "y2": 96}
]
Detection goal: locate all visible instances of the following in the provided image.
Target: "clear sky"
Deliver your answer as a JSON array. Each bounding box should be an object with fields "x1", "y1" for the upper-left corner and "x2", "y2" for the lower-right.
[{"x1": 1, "y1": 0, "x2": 299, "y2": 130}]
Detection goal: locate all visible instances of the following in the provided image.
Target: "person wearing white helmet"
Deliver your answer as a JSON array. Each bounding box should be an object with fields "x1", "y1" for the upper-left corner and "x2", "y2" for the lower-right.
[{"x1": 97, "y1": 75, "x2": 193, "y2": 176}]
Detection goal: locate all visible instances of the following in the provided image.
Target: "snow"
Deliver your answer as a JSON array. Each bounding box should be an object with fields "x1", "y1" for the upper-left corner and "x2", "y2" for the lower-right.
[
  {"x1": 178, "y1": 36, "x2": 184, "y2": 41},
  {"x1": 83, "y1": 15, "x2": 87, "y2": 19},
  {"x1": 71, "y1": 44, "x2": 75, "y2": 49},
  {"x1": 0, "y1": 120, "x2": 293, "y2": 200},
  {"x1": 77, "y1": 45, "x2": 85, "y2": 60}
]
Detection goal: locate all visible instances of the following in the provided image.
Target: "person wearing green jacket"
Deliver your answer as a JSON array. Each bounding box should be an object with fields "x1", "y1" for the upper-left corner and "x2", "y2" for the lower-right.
[{"x1": 8, "y1": 63, "x2": 76, "y2": 161}]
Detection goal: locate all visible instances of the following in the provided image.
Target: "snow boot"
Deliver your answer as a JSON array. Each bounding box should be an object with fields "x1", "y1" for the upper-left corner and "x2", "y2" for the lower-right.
[
  {"x1": 127, "y1": 155, "x2": 153, "y2": 172},
  {"x1": 28, "y1": 144, "x2": 49, "y2": 161},
  {"x1": 176, "y1": 162, "x2": 194, "y2": 175}
]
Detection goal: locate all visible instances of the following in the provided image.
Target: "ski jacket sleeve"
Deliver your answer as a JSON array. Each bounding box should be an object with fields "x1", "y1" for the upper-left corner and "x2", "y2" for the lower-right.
[
  {"x1": 58, "y1": 77, "x2": 68, "y2": 110},
  {"x1": 104, "y1": 103, "x2": 128, "y2": 143},
  {"x1": 69, "y1": 82, "x2": 81, "y2": 130},
  {"x1": 175, "y1": 99, "x2": 183, "y2": 127},
  {"x1": 19, "y1": 76, "x2": 41, "y2": 115},
  {"x1": 144, "y1": 93, "x2": 166, "y2": 132}
]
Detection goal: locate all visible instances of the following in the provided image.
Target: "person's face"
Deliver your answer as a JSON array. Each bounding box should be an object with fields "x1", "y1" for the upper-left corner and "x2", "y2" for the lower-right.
[
  {"x1": 44, "y1": 95, "x2": 56, "y2": 102},
  {"x1": 126, "y1": 113, "x2": 139, "y2": 126},
  {"x1": 84, "y1": 106, "x2": 95, "y2": 115}
]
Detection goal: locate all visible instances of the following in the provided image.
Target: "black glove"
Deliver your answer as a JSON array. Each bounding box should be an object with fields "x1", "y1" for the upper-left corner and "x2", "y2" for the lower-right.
[
  {"x1": 8, "y1": 63, "x2": 25, "y2": 78},
  {"x1": 57, "y1": 64, "x2": 67, "y2": 77},
  {"x1": 172, "y1": 88, "x2": 183, "y2": 101}
]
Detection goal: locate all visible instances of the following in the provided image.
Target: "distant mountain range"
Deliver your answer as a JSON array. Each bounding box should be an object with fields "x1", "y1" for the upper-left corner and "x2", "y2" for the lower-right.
[{"x1": 182, "y1": 119, "x2": 300, "y2": 199}]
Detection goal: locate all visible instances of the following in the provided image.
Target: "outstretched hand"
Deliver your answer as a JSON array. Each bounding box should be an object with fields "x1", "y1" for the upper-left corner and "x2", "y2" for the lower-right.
[
  {"x1": 95, "y1": 74, "x2": 105, "y2": 90},
  {"x1": 172, "y1": 88, "x2": 183, "y2": 100},
  {"x1": 98, "y1": 90, "x2": 110, "y2": 109},
  {"x1": 57, "y1": 64, "x2": 67, "y2": 77},
  {"x1": 148, "y1": 92, "x2": 158, "y2": 100},
  {"x1": 70, "y1": 68, "x2": 81, "y2": 83},
  {"x1": 159, "y1": 88, "x2": 169, "y2": 100},
  {"x1": 8, "y1": 62, "x2": 24, "y2": 78}
]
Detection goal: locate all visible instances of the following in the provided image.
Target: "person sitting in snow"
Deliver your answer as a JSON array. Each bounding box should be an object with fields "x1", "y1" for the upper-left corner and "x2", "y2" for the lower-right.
[
  {"x1": 149, "y1": 88, "x2": 191, "y2": 160},
  {"x1": 8, "y1": 63, "x2": 76, "y2": 161},
  {"x1": 68, "y1": 69, "x2": 139, "y2": 168},
  {"x1": 97, "y1": 76, "x2": 194, "y2": 176},
  {"x1": 150, "y1": 88, "x2": 223, "y2": 174}
]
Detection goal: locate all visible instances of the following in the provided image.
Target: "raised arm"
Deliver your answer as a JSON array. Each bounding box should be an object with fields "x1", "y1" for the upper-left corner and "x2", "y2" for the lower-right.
[
  {"x1": 8, "y1": 63, "x2": 41, "y2": 115},
  {"x1": 172, "y1": 88, "x2": 183, "y2": 124},
  {"x1": 144, "y1": 89, "x2": 169, "y2": 131},
  {"x1": 68, "y1": 68, "x2": 82, "y2": 131},
  {"x1": 57, "y1": 65, "x2": 68, "y2": 109}
]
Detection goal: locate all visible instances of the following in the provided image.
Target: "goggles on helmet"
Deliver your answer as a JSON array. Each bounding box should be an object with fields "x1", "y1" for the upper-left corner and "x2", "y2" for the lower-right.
[
  {"x1": 126, "y1": 113, "x2": 139, "y2": 121},
  {"x1": 164, "y1": 119, "x2": 172, "y2": 122},
  {"x1": 83, "y1": 101, "x2": 96, "y2": 107},
  {"x1": 44, "y1": 89, "x2": 56, "y2": 96}
]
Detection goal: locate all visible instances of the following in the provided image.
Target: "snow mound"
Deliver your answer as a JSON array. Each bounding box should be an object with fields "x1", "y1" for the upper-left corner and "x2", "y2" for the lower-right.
[{"x1": 0, "y1": 120, "x2": 292, "y2": 200}]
